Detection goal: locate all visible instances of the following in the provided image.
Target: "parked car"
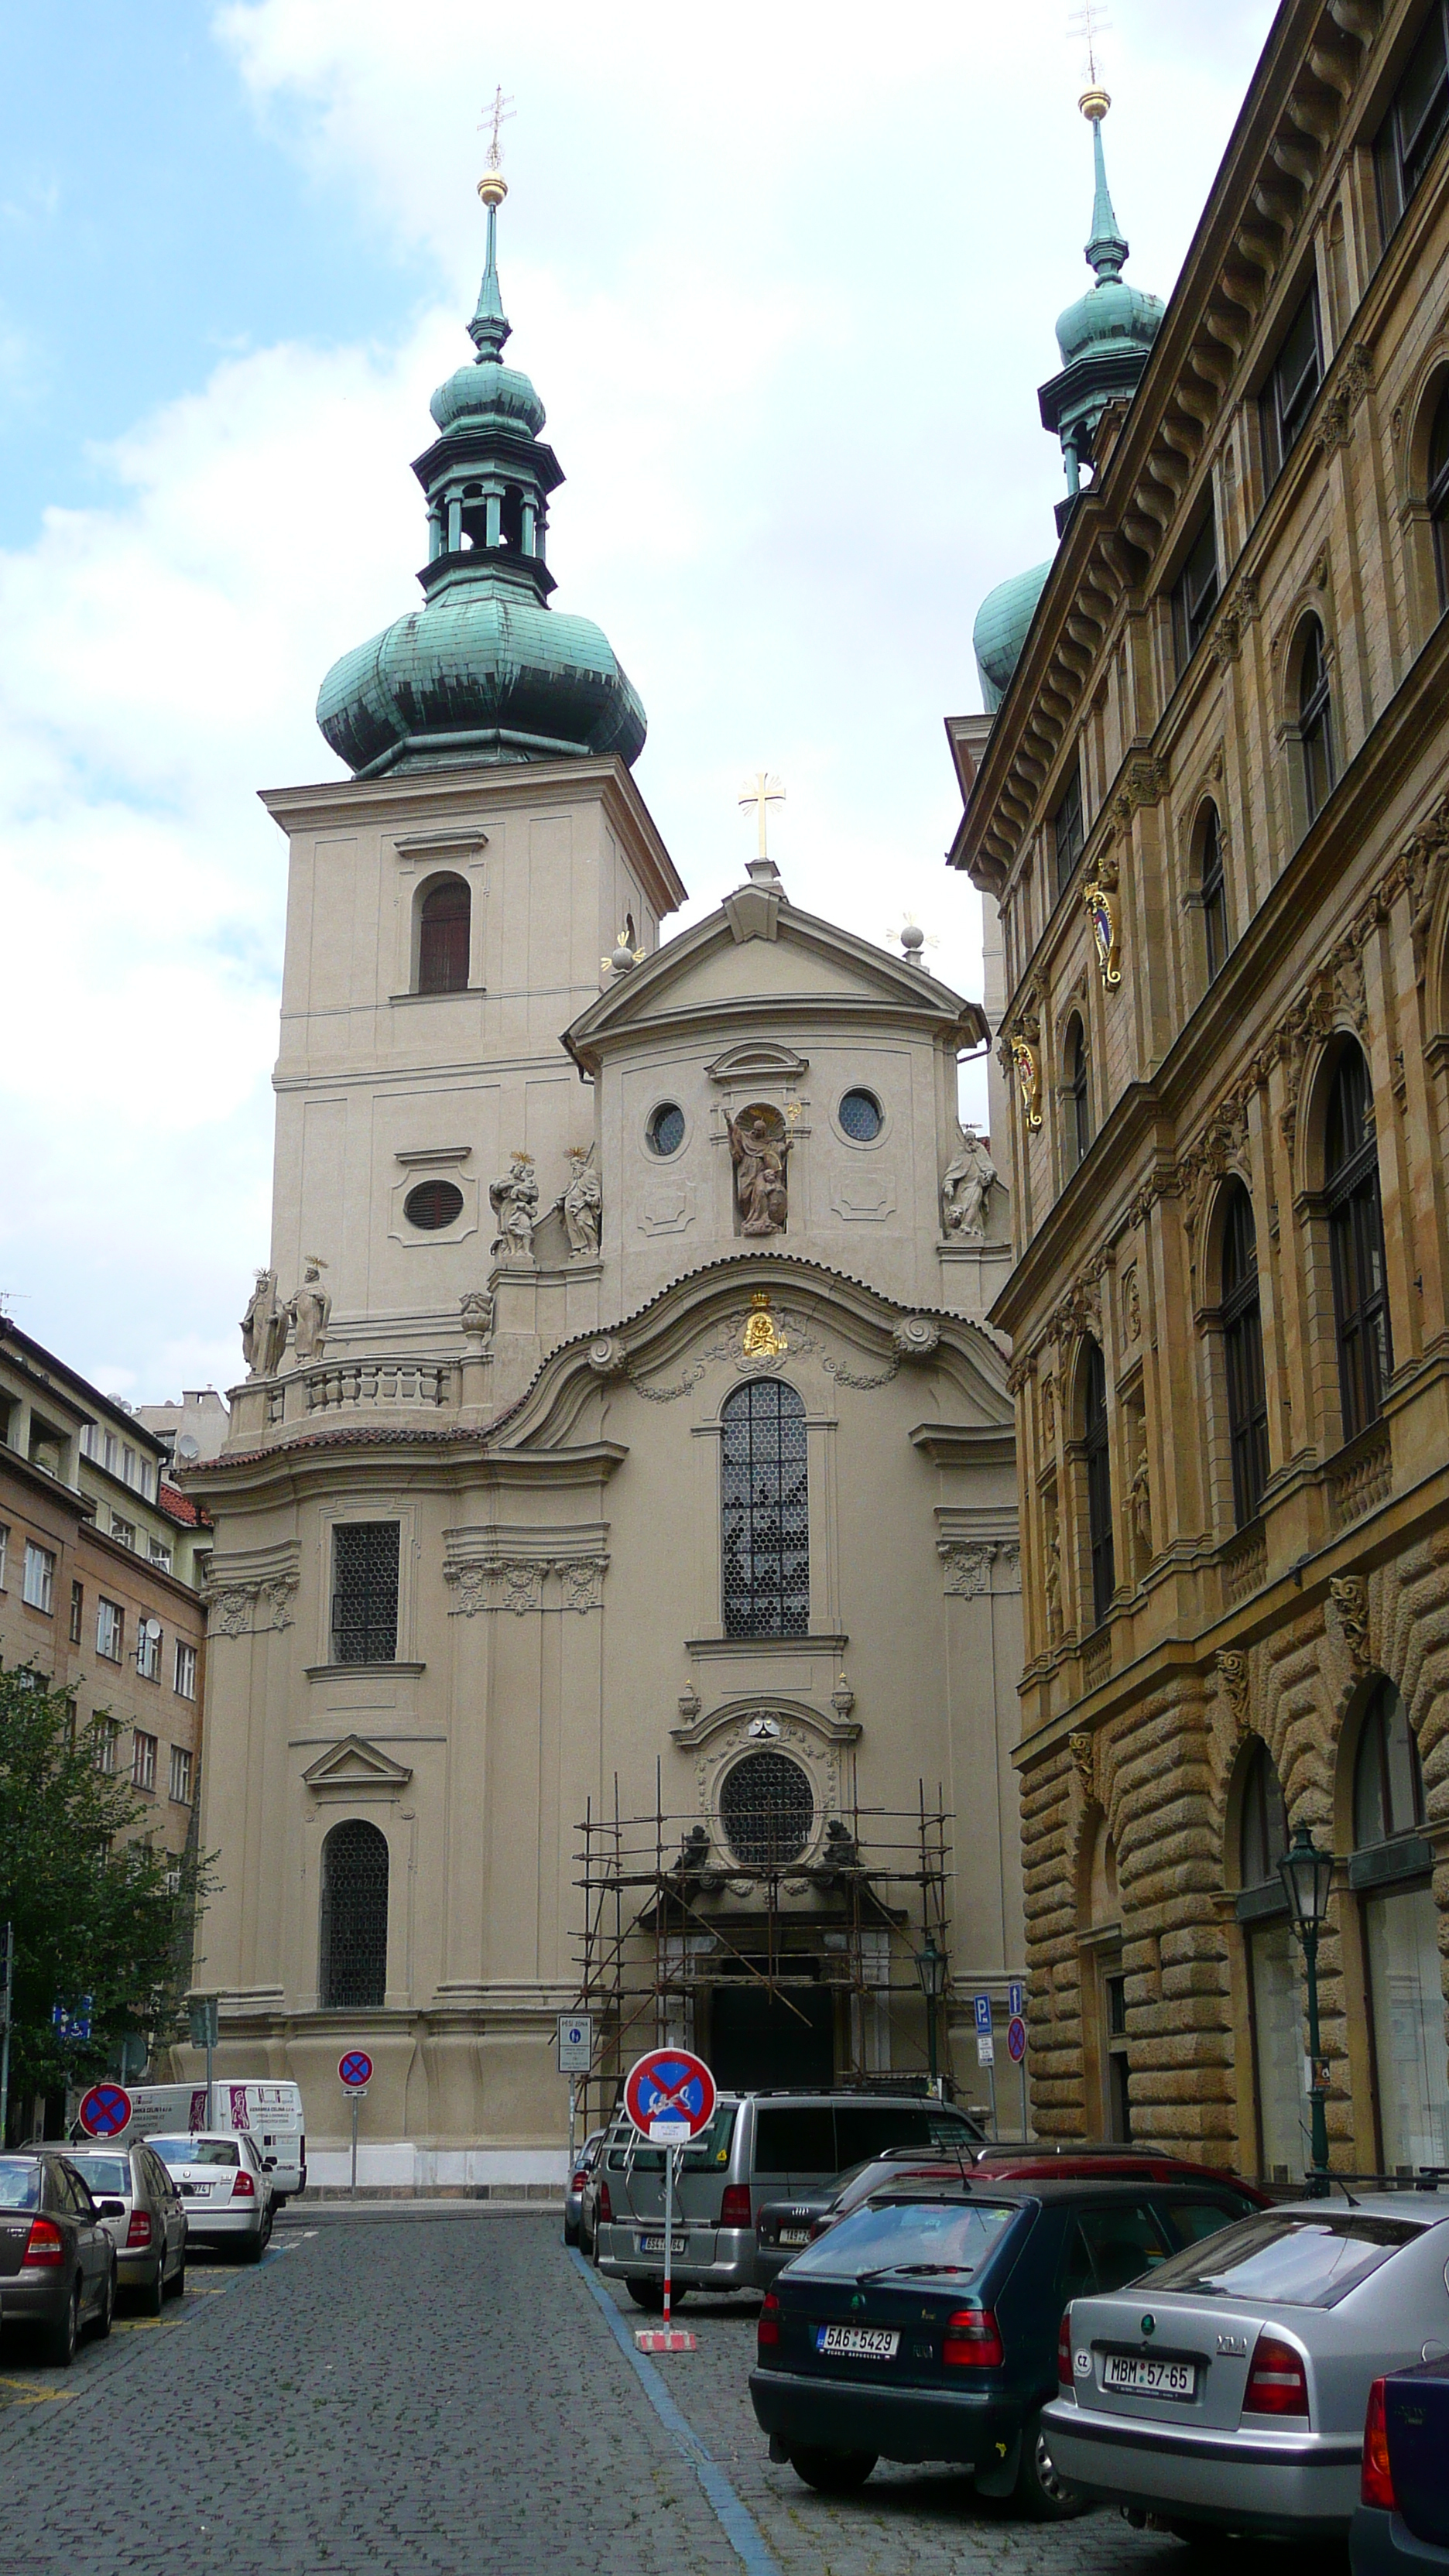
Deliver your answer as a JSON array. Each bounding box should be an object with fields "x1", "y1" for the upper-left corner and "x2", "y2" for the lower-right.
[
  {"x1": 1043, "y1": 2193, "x2": 1449, "y2": 2543},
  {"x1": 755, "y1": 2143, "x2": 1267, "y2": 2290},
  {"x1": 147, "y1": 2131, "x2": 274, "y2": 2260},
  {"x1": 564, "y1": 2131, "x2": 605, "y2": 2251},
  {"x1": 0, "y1": 2150, "x2": 117, "y2": 2365},
  {"x1": 593, "y1": 2090, "x2": 985, "y2": 2306},
  {"x1": 123, "y1": 2079, "x2": 307, "y2": 2201},
  {"x1": 1353, "y1": 2354, "x2": 1449, "y2": 2572},
  {"x1": 63, "y1": 2139, "x2": 188, "y2": 2313},
  {"x1": 750, "y1": 2173, "x2": 1255, "y2": 2515}
]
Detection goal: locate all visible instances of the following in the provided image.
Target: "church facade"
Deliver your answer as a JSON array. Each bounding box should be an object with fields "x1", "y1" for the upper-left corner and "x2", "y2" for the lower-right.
[{"x1": 190, "y1": 167, "x2": 1023, "y2": 2185}]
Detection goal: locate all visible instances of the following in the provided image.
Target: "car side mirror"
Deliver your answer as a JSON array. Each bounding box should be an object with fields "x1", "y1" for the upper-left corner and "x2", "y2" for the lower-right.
[{"x1": 98, "y1": 2200, "x2": 126, "y2": 2218}]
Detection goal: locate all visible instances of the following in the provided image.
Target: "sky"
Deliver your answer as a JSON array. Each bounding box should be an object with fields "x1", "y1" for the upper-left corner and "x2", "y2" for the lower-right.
[{"x1": 0, "y1": 0, "x2": 1279, "y2": 1403}]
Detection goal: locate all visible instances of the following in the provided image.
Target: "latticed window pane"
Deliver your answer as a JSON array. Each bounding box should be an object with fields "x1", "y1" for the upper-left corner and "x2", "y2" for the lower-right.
[
  {"x1": 721, "y1": 1382, "x2": 808, "y2": 1639},
  {"x1": 331, "y1": 1523, "x2": 400, "y2": 1665},
  {"x1": 719, "y1": 1749, "x2": 814, "y2": 1869},
  {"x1": 320, "y1": 1820, "x2": 389, "y2": 2010}
]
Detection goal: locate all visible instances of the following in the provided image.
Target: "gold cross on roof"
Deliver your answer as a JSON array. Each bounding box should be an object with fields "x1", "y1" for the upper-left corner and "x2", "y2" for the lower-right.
[{"x1": 738, "y1": 771, "x2": 785, "y2": 863}]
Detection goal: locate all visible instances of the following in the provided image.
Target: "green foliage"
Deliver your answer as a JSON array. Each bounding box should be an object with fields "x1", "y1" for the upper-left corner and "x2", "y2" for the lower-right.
[{"x1": 0, "y1": 1668, "x2": 211, "y2": 2138}]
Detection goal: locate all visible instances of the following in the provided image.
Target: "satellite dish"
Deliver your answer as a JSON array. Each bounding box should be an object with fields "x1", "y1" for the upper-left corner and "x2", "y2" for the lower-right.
[
  {"x1": 143, "y1": 1619, "x2": 163, "y2": 1641},
  {"x1": 176, "y1": 1434, "x2": 200, "y2": 1461}
]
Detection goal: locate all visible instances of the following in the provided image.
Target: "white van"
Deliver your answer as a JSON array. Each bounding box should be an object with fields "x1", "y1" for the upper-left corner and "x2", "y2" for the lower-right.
[{"x1": 121, "y1": 2081, "x2": 307, "y2": 2201}]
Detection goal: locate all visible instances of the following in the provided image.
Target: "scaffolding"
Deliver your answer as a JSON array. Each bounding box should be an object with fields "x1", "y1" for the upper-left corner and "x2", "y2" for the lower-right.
[{"x1": 570, "y1": 1766, "x2": 953, "y2": 2140}]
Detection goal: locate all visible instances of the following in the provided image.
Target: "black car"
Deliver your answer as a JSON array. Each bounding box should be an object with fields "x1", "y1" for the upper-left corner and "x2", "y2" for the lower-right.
[
  {"x1": 750, "y1": 2174, "x2": 1259, "y2": 2517},
  {"x1": 1353, "y1": 2354, "x2": 1449, "y2": 2573},
  {"x1": 0, "y1": 2150, "x2": 118, "y2": 2365}
]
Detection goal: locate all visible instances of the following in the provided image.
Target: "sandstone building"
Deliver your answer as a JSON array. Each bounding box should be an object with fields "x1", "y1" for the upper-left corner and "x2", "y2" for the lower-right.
[{"x1": 951, "y1": 0, "x2": 1449, "y2": 2177}]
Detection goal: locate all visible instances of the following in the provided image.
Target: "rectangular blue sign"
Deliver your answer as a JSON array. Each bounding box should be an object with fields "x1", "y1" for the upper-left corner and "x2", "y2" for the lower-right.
[
  {"x1": 974, "y1": 1992, "x2": 993, "y2": 2035},
  {"x1": 1008, "y1": 1981, "x2": 1024, "y2": 2019}
]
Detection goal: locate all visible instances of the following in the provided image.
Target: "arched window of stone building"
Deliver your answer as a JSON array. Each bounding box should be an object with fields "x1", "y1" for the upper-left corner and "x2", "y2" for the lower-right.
[
  {"x1": 416, "y1": 876, "x2": 471, "y2": 995},
  {"x1": 1065, "y1": 1017, "x2": 1092, "y2": 1173},
  {"x1": 1220, "y1": 1184, "x2": 1269, "y2": 1527},
  {"x1": 1082, "y1": 1817, "x2": 1129, "y2": 2141},
  {"x1": 1234, "y1": 1738, "x2": 1305, "y2": 2182},
  {"x1": 1081, "y1": 1341, "x2": 1114, "y2": 1628},
  {"x1": 1429, "y1": 382, "x2": 1449, "y2": 615},
  {"x1": 1350, "y1": 1679, "x2": 1448, "y2": 2170},
  {"x1": 319, "y1": 1819, "x2": 389, "y2": 2012},
  {"x1": 1325, "y1": 1043, "x2": 1392, "y2": 1440},
  {"x1": 1197, "y1": 803, "x2": 1228, "y2": 984},
  {"x1": 1296, "y1": 618, "x2": 1336, "y2": 828},
  {"x1": 721, "y1": 1380, "x2": 809, "y2": 1639}
]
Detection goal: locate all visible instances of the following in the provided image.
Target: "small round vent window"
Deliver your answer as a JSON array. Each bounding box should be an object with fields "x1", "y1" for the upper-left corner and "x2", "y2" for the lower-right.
[
  {"x1": 404, "y1": 1179, "x2": 464, "y2": 1231},
  {"x1": 719, "y1": 1749, "x2": 814, "y2": 1870},
  {"x1": 646, "y1": 1102, "x2": 686, "y2": 1157},
  {"x1": 838, "y1": 1088, "x2": 883, "y2": 1142}
]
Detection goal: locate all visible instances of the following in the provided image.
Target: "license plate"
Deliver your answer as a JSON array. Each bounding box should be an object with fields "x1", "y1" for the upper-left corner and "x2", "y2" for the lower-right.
[
  {"x1": 778, "y1": 2228, "x2": 810, "y2": 2247},
  {"x1": 181, "y1": 2183, "x2": 212, "y2": 2198},
  {"x1": 1102, "y1": 2351, "x2": 1197, "y2": 2399},
  {"x1": 639, "y1": 2234, "x2": 687, "y2": 2256},
  {"x1": 817, "y1": 2324, "x2": 899, "y2": 2361}
]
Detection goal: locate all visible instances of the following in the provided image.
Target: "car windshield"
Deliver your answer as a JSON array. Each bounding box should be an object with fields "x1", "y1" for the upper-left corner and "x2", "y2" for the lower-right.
[
  {"x1": 1142, "y1": 2211, "x2": 1425, "y2": 2307},
  {"x1": 0, "y1": 2160, "x2": 40, "y2": 2211},
  {"x1": 150, "y1": 2136, "x2": 239, "y2": 2169},
  {"x1": 834, "y1": 2157, "x2": 975, "y2": 2219},
  {"x1": 67, "y1": 2157, "x2": 130, "y2": 2195},
  {"x1": 785, "y1": 2195, "x2": 1016, "y2": 2281},
  {"x1": 608, "y1": 2105, "x2": 738, "y2": 2174}
]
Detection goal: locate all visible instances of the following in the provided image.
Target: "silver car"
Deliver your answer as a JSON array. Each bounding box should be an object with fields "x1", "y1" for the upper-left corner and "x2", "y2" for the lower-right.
[
  {"x1": 148, "y1": 2131, "x2": 274, "y2": 2260},
  {"x1": 64, "y1": 2141, "x2": 187, "y2": 2312},
  {"x1": 1043, "y1": 2194, "x2": 1449, "y2": 2543}
]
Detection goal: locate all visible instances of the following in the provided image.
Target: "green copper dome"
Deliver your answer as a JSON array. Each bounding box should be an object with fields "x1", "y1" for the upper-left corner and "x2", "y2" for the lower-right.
[
  {"x1": 317, "y1": 181, "x2": 646, "y2": 779},
  {"x1": 973, "y1": 563, "x2": 1053, "y2": 713}
]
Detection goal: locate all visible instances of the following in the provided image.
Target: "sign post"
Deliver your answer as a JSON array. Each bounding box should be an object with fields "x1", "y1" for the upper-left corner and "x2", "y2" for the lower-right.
[
  {"x1": 1008, "y1": 1981, "x2": 1028, "y2": 2141},
  {"x1": 339, "y1": 2050, "x2": 373, "y2": 2198},
  {"x1": 974, "y1": 1992, "x2": 999, "y2": 2139},
  {"x1": 77, "y1": 2081, "x2": 132, "y2": 2139},
  {"x1": 189, "y1": 1995, "x2": 219, "y2": 2126},
  {"x1": 557, "y1": 2014, "x2": 592, "y2": 2179},
  {"x1": 622, "y1": 2047, "x2": 717, "y2": 2355}
]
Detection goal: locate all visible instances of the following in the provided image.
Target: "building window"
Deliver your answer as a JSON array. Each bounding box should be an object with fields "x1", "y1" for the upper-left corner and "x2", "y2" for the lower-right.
[
  {"x1": 94, "y1": 1717, "x2": 120, "y2": 1775},
  {"x1": 319, "y1": 1819, "x2": 389, "y2": 2011},
  {"x1": 173, "y1": 1639, "x2": 197, "y2": 1701},
  {"x1": 403, "y1": 1179, "x2": 464, "y2": 1231},
  {"x1": 1325, "y1": 1045, "x2": 1392, "y2": 1441},
  {"x1": 96, "y1": 1598, "x2": 124, "y2": 1662},
  {"x1": 719, "y1": 1749, "x2": 815, "y2": 1869},
  {"x1": 331, "y1": 1523, "x2": 400, "y2": 1665},
  {"x1": 1297, "y1": 618, "x2": 1335, "y2": 827},
  {"x1": 1355, "y1": 1676, "x2": 1426, "y2": 1848},
  {"x1": 838, "y1": 1088, "x2": 883, "y2": 1142},
  {"x1": 1102, "y1": 1970, "x2": 1131, "y2": 2143},
  {"x1": 1236, "y1": 1739, "x2": 1306, "y2": 2182},
  {"x1": 1172, "y1": 509, "x2": 1219, "y2": 669},
  {"x1": 69, "y1": 1580, "x2": 83, "y2": 1644},
  {"x1": 1082, "y1": 1341, "x2": 1114, "y2": 1629},
  {"x1": 169, "y1": 1743, "x2": 193, "y2": 1805},
  {"x1": 0, "y1": 1523, "x2": 8, "y2": 1588},
  {"x1": 103, "y1": 1431, "x2": 118, "y2": 1475},
  {"x1": 1221, "y1": 1185, "x2": 1270, "y2": 1528},
  {"x1": 1429, "y1": 384, "x2": 1449, "y2": 615},
  {"x1": 1065, "y1": 1017, "x2": 1092, "y2": 1171},
  {"x1": 1353, "y1": 1680, "x2": 1448, "y2": 2170},
  {"x1": 1199, "y1": 803, "x2": 1228, "y2": 982},
  {"x1": 149, "y1": 1537, "x2": 173, "y2": 1572},
  {"x1": 135, "y1": 1619, "x2": 161, "y2": 1682},
  {"x1": 1260, "y1": 282, "x2": 1323, "y2": 486},
  {"x1": 111, "y1": 1513, "x2": 136, "y2": 1551},
  {"x1": 416, "y1": 875, "x2": 471, "y2": 995},
  {"x1": 22, "y1": 1542, "x2": 55, "y2": 1614},
  {"x1": 1375, "y1": 1, "x2": 1449, "y2": 237},
  {"x1": 132, "y1": 1729, "x2": 157, "y2": 1793},
  {"x1": 1052, "y1": 765, "x2": 1085, "y2": 901},
  {"x1": 721, "y1": 1380, "x2": 809, "y2": 1639},
  {"x1": 646, "y1": 1102, "x2": 685, "y2": 1157}
]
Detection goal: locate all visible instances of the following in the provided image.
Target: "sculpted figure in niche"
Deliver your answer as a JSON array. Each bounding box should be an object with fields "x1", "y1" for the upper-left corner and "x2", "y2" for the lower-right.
[
  {"x1": 941, "y1": 1124, "x2": 997, "y2": 1239},
  {"x1": 727, "y1": 1108, "x2": 788, "y2": 1237},
  {"x1": 287, "y1": 1257, "x2": 332, "y2": 1364},
  {"x1": 562, "y1": 1146, "x2": 602, "y2": 1258},
  {"x1": 240, "y1": 1269, "x2": 289, "y2": 1379},
  {"x1": 489, "y1": 1151, "x2": 539, "y2": 1261}
]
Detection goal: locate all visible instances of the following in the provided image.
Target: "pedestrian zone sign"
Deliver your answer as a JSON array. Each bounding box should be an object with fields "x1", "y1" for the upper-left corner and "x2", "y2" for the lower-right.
[
  {"x1": 557, "y1": 2014, "x2": 592, "y2": 2074},
  {"x1": 623, "y1": 2047, "x2": 717, "y2": 2143},
  {"x1": 338, "y1": 2050, "x2": 373, "y2": 2091},
  {"x1": 79, "y1": 2082, "x2": 132, "y2": 2138}
]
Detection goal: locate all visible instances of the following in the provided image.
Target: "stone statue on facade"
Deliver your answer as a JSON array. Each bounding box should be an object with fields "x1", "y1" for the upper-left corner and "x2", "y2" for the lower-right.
[
  {"x1": 562, "y1": 1146, "x2": 601, "y2": 1258},
  {"x1": 941, "y1": 1124, "x2": 997, "y2": 1239},
  {"x1": 287, "y1": 1257, "x2": 332, "y2": 1364},
  {"x1": 240, "y1": 1268, "x2": 289, "y2": 1379},
  {"x1": 727, "y1": 1109, "x2": 788, "y2": 1237},
  {"x1": 489, "y1": 1151, "x2": 539, "y2": 1261}
]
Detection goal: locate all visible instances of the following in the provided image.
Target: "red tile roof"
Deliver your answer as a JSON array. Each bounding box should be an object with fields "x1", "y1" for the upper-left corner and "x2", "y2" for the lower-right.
[{"x1": 158, "y1": 1482, "x2": 207, "y2": 1527}]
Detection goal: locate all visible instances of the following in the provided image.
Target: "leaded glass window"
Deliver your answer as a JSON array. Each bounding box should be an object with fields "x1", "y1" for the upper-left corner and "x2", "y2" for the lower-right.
[
  {"x1": 1326, "y1": 1046, "x2": 1392, "y2": 1440},
  {"x1": 320, "y1": 1819, "x2": 389, "y2": 2011},
  {"x1": 719, "y1": 1749, "x2": 815, "y2": 1869},
  {"x1": 331, "y1": 1523, "x2": 400, "y2": 1665},
  {"x1": 721, "y1": 1381, "x2": 808, "y2": 1639},
  {"x1": 1221, "y1": 1185, "x2": 1269, "y2": 1528}
]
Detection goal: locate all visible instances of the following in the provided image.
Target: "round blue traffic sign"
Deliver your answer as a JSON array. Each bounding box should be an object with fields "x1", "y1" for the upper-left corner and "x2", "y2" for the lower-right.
[
  {"x1": 338, "y1": 2050, "x2": 373, "y2": 2089},
  {"x1": 1006, "y1": 2015, "x2": 1027, "y2": 2064},
  {"x1": 623, "y1": 2048, "x2": 716, "y2": 2141},
  {"x1": 78, "y1": 2082, "x2": 132, "y2": 2138}
]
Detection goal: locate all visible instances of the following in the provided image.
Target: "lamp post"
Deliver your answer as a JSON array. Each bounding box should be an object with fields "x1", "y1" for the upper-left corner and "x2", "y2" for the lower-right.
[
  {"x1": 915, "y1": 1934, "x2": 948, "y2": 2092},
  {"x1": 1277, "y1": 1823, "x2": 1335, "y2": 2191}
]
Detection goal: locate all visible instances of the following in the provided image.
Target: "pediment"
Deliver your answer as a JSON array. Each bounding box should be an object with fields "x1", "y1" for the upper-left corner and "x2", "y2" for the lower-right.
[
  {"x1": 704, "y1": 1040, "x2": 809, "y2": 1085},
  {"x1": 302, "y1": 1733, "x2": 413, "y2": 1797}
]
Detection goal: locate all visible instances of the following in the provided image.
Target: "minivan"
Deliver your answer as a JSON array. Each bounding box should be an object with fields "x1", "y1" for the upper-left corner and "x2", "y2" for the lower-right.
[
  {"x1": 120, "y1": 2081, "x2": 307, "y2": 2201},
  {"x1": 591, "y1": 2090, "x2": 984, "y2": 2306}
]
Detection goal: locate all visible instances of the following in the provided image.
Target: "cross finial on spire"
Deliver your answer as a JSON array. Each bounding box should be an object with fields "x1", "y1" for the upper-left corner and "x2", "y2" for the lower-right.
[
  {"x1": 481, "y1": 86, "x2": 515, "y2": 173},
  {"x1": 739, "y1": 771, "x2": 785, "y2": 865},
  {"x1": 1068, "y1": 0, "x2": 1111, "y2": 90},
  {"x1": 471, "y1": 91, "x2": 515, "y2": 355}
]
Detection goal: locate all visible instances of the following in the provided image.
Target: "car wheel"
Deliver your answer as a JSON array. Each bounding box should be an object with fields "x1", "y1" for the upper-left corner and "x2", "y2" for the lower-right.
[
  {"x1": 789, "y1": 2447, "x2": 877, "y2": 2495},
  {"x1": 43, "y1": 2278, "x2": 81, "y2": 2369},
  {"x1": 563, "y1": 2217, "x2": 580, "y2": 2248},
  {"x1": 242, "y1": 2225, "x2": 266, "y2": 2265},
  {"x1": 94, "y1": 2259, "x2": 116, "y2": 2339},
  {"x1": 142, "y1": 2255, "x2": 165, "y2": 2317},
  {"x1": 1013, "y1": 2411, "x2": 1090, "y2": 2522},
  {"x1": 166, "y1": 2252, "x2": 186, "y2": 2301}
]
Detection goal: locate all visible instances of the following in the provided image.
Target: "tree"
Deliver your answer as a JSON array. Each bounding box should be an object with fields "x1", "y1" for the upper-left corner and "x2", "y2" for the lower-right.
[{"x1": 0, "y1": 1669, "x2": 211, "y2": 2141}]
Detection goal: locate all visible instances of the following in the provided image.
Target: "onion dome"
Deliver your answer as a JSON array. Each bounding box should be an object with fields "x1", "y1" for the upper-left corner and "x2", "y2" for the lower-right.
[
  {"x1": 317, "y1": 171, "x2": 646, "y2": 779},
  {"x1": 973, "y1": 562, "x2": 1053, "y2": 714},
  {"x1": 1038, "y1": 90, "x2": 1163, "y2": 502}
]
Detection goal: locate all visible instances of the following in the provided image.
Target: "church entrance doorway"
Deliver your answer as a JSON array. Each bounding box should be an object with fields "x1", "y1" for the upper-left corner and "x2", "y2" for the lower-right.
[{"x1": 707, "y1": 1969, "x2": 835, "y2": 2091}]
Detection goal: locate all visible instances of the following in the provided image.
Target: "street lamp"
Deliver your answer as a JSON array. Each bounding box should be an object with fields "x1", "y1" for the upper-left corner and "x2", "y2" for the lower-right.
[
  {"x1": 1277, "y1": 1823, "x2": 1335, "y2": 2191},
  {"x1": 915, "y1": 1934, "x2": 948, "y2": 2089}
]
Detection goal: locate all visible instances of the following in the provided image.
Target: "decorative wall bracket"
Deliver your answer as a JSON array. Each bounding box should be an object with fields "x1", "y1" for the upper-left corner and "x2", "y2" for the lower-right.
[
  {"x1": 1009, "y1": 1034, "x2": 1043, "y2": 1128},
  {"x1": 1082, "y1": 876, "x2": 1122, "y2": 991}
]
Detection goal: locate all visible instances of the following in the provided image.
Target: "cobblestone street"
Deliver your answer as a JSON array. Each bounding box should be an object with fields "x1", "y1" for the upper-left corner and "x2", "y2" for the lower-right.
[{"x1": 0, "y1": 2210, "x2": 1345, "y2": 2576}]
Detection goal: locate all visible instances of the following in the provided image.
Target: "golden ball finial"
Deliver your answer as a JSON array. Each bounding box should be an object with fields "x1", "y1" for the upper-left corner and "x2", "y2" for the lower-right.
[
  {"x1": 1079, "y1": 85, "x2": 1111, "y2": 123},
  {"x1": 477, "y1": 169, "x2": 509, "y2": 207}
]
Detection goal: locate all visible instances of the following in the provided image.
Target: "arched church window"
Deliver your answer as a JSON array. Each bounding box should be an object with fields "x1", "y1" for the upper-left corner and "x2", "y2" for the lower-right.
[
  {"x1": 1325, "y1": 1043, "x2": 1392, "y2": 1440},
  {"x1": 319, "y1": 1819, "x2": 389, "y2": 2011},
  {"x1": 719, "y1": 1749, "x2": 814, "y2": 1869},
  {"x1": 417, "y1": 877, "x2": 471, "y2": 995},
  {"x1": 1082, "y1": 1341, "x2": 1113, "y2": 1628},
  {"x1": 1239, "y1": 1736, "x2": 1289, "y2": 1890},
  {"x1": 721, "y1": 1380, "x2": 808, "y2": 1639},
  {"x1": 1221, "y1": 1184, "x2": 1269, "y2": 1527},
  {"x1": 1429, "y1": 382, "x2": 1449, "y2": 614}
]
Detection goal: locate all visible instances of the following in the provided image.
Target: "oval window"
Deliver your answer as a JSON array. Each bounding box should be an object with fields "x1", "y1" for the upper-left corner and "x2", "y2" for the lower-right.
[
  {"x1": 838, "y1": 1088, "x2": 882, "y2": 1142},
  {"x1": 646, "y1": 1103, "x2": 686, "y2": 1157},
  {"x1": 404, "y1": 1180, "x2": 464, "y2": 1231},
  {"x1": 719, "y1": 1749, "x2": 814, "y2": 1869}
]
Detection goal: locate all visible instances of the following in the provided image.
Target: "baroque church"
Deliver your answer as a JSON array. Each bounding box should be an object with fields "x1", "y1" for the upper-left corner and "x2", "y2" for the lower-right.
[{"x1": 191, "y1": 160, "x2": 1023, "y2": 2187}]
